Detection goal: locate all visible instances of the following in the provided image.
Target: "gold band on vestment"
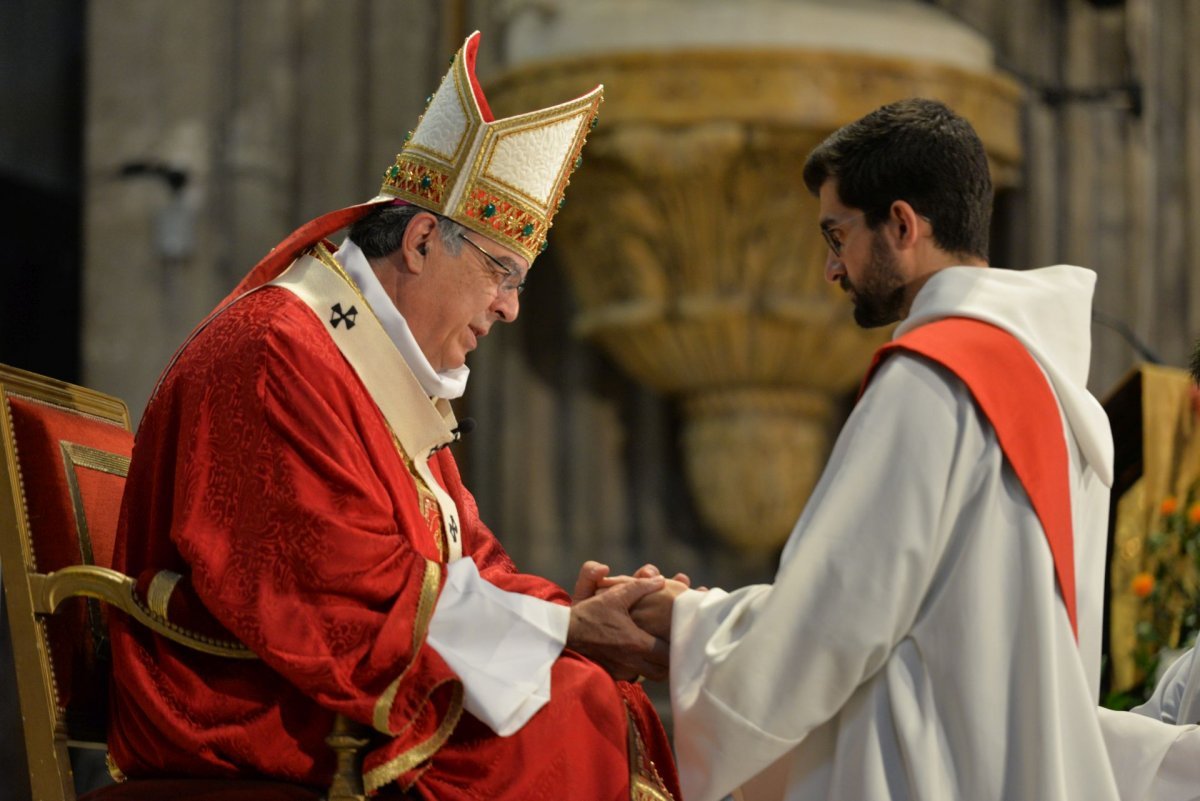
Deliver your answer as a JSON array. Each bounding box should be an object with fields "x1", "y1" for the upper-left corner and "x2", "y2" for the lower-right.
[
  {"x1": 145, "y1": 570, "x2": 183, "y2": 619},
  {"x1": 627, "y1": 705, "x2": 676, "y2": 801}
]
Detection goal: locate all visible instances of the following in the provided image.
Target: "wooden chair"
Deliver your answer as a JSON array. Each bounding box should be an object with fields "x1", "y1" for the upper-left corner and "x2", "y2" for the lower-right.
[{"x1": 0, "y1": 364, "x2": 370, "y2": 801}]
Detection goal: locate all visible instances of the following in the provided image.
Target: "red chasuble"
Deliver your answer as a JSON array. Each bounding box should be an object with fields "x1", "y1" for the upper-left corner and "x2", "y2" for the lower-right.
[
  {"x1": 108, "y1": 281, "x2": 679, "y2": 799},
  {"x1": 861, "y1": 317, "x2": 1078, "y2": 639}
]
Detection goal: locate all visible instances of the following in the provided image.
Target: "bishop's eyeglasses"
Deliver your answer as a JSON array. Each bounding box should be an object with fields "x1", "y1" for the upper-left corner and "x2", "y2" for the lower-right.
[{"x1": 459, "y1": 234, "x2": 527, "y2": 295}]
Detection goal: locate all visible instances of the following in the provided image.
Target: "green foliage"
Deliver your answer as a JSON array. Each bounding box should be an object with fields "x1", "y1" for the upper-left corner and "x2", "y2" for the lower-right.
[{"x1": 1129, "y1": 485, "x2": 1200, "y2": 703}]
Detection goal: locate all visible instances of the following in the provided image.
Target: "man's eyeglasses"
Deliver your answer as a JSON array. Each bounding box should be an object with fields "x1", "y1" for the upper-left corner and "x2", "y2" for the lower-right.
[
  {"x1": 459, "y1": 234, "x2": 526, "y2": 295},
  {"x1": 819, "y1": 211, "x2": 866, "y2": 258}
]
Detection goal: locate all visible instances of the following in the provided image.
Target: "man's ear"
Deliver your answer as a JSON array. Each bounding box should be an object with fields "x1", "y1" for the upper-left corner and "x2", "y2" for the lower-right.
[
  {"x1": 399, "y1": 211, "x2": 439, "y2": 273},
  {"x1": 889, "y1": 200, "x2": 924, "y2": 250}
]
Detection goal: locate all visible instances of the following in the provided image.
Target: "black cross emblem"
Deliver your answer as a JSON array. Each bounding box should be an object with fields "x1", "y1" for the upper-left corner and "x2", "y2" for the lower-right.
[
  {"x1": 447, "y1": 517, "x2": 459, "y2": 544},
  {"x1": 330, "y1": 303, "x2": 358, "y2": 330}
]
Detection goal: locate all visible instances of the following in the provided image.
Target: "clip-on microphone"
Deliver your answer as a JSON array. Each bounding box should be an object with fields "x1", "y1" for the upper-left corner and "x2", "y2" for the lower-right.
[
  {"x1": 452, "y1": 417, "x2": 476, "y2": 441},
  {"x1": 434, "y1": 417, "x2": 477, "y2": 452}
]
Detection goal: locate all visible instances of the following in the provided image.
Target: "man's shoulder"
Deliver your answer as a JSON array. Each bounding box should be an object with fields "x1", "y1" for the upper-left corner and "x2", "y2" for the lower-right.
[
  {"x1": 854, "y1": 346, "x2": 1009, "y2": 464},
  {"x1": 873, "y1": 317, "x2": 1041, "y2": 406},
  {"x1": 160, "y1": 286, "x2": 343, "y2": 397},
  {"x1": 868, "y1": 319, "x2": 1068, "y2": 469},
  {"x1": 203, "y1": 284, "x2": 319, "y2": 337},
  {"x1": 187, "y1": 286, "x2": 335, "y2": 363},
  {"x1": 866, "y1": 351, "x2": 974, "y2": 412},
  {"x1": 892, "y1": 317, "x2": 1028, "y2": 363}
]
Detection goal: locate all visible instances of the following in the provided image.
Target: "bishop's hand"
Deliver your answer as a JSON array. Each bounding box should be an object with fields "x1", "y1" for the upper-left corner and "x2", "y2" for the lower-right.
[{"x1": 568, "y1": 563, "x2": 668, "y2": 681}]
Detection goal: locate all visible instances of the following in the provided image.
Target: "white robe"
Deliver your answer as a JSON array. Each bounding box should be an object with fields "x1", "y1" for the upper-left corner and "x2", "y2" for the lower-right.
[
  {"x1": 1135, "y1": 647, "x2": 1200, "y2": 726},
  {"x1": 670, "y1": 265, "x2": 1200, "y2": 801}
]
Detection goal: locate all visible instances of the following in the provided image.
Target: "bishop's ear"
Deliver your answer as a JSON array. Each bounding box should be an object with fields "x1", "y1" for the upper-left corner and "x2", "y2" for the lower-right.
[{"x1": 400, "y1": 211, "x2": 439, "y2": 272}]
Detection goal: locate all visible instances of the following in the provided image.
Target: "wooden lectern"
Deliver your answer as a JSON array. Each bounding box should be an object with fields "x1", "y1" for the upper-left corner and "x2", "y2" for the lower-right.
[{"x1": 1102, "y1": 363, "x2": 1200, "y2": 699}]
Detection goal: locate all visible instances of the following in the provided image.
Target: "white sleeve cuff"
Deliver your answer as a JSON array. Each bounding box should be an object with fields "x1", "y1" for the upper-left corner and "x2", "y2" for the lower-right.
[{"x1": 425, "y1": 558, "x2": 569, "y2": 736}]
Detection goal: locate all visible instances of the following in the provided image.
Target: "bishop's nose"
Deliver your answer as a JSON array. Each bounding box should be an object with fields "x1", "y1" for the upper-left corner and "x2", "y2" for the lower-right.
[{"x1": 492, "y1": 287, "x2": 520, "y2": 323}]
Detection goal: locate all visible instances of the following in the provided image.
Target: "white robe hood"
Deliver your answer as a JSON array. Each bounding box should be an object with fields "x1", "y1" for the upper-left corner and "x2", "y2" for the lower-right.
[{"x1": 895, "y1": 265, "x2": 1114, "y2": 487}]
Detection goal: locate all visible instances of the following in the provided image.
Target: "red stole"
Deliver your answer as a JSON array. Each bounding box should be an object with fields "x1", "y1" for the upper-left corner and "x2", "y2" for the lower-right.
[{"x1": 860, "y1": 317, "x2": 1078, "y2": 640}]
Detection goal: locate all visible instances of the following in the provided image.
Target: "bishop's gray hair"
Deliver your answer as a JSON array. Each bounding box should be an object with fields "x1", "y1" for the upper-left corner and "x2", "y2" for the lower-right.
[{"x1": 348, "y1": 204, "x2": 465, "y2": 259}]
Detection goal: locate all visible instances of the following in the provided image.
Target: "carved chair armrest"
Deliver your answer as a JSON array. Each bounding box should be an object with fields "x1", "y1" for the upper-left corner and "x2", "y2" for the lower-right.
[
  {"x1": 27, "y1": 565, "x2": 254, "y2": 659},
  {"x1": 28, "y1": 564, "x2": 372, "y2": 798}
]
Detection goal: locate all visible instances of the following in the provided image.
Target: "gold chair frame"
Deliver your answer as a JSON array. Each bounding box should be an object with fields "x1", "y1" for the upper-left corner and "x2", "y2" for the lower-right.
[{"x1": 0, "y1": 364, "x2": 369, "y2": 801}]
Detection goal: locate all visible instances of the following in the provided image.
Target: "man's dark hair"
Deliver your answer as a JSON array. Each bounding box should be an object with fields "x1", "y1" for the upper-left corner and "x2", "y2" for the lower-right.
[
  {"x1": 348, "y1": 204, "x2": 465, "y2": 259},
  {"x1": 802, "y1": 98, "x2": 993, "y2": 261},
  {"x1": 1191, "y1": 339, "x2": 1200, "y2": 384}
]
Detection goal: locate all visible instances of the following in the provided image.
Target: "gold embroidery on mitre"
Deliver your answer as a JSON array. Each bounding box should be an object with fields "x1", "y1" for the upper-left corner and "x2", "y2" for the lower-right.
[
  {"x1": 377, "y1": 30, "x2": 602, "y2": 263},
  {"x1": 380, "y1": 155, "x2": 451, "y2": 209}
]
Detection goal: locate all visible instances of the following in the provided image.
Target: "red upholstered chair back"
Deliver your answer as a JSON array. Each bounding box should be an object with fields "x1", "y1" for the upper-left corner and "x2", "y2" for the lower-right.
[
  {"x1": 0, "y1": 365, "x2": 343, "y2": 801},
  {"x1": 0, "y1": 364, "x2": 133, "y2": 800}
]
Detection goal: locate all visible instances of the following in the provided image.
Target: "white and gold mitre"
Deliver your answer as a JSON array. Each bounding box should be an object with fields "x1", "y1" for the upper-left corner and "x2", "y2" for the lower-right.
[{"x1": 378, "y1": 31, "x2": 603, "y2": 263}]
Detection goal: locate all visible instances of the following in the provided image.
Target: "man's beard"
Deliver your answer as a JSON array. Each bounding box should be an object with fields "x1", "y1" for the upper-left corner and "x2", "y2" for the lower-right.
[{"x1": 841, "y1": 233, "x2": 907, "y2": 328}]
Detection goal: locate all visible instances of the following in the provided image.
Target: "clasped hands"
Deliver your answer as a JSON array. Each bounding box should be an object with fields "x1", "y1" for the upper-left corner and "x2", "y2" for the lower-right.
[{"x1": 566, "y1": 560, "x2": 691, "y2": 682}]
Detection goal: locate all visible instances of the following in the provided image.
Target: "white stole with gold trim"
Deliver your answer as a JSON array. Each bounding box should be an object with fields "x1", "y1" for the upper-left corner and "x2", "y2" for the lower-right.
[{"x1": 268, "y1": 252, "x2": 465, "y2": 561}]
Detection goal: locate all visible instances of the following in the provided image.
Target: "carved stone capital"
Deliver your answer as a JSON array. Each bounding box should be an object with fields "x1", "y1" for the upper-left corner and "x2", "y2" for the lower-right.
[{"x1": 488, "y1": 47, "x2": 1023, "y2": 550}]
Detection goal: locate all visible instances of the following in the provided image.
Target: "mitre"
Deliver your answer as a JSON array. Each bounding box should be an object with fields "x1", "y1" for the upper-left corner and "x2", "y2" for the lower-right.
[{"x1": 376, "y1": 30, "x2": 603, "y2": 262}]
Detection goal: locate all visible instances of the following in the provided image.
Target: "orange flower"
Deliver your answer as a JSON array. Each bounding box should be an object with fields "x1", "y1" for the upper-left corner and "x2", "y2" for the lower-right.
[
  {"x1": 1190, "y1": 503, "x2": 1200, "y2": 525},
  {"x1": 1131, "y1": 572, "x2": 1155, "y2": 598},
  {"x1": 1161, "y1": 496, "x2": 1179, "y2": 516}
]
